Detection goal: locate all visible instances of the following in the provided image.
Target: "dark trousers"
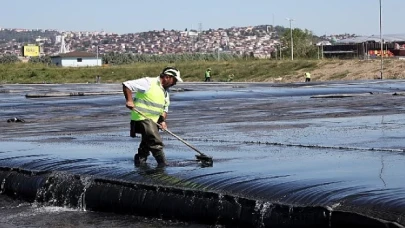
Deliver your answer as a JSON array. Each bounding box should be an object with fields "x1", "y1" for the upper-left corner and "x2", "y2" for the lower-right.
[
  {"x1": 305, "y1": 78, "x2": 311, "y2": 82},
  {"x1": 130, "y1": 119, "x2": 165, "y2": 159},
  {"x1": 205, "y1": 77, "x2": 211, "y2": 82}
]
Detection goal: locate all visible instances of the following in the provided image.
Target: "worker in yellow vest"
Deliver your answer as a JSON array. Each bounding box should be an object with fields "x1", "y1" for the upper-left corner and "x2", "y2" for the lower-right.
[
  {"x1": 305, "y1": 72, "x2": 311, "y2": 82},
  {"x1": 122, "y1": 67, "x2": 183, "y2": 166},
  {"x1": 205, "y1": 68, "x2": 211, "y2": 82}
]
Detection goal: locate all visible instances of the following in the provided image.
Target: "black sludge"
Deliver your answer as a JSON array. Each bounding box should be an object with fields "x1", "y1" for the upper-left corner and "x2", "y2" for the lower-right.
[
  {"x1": 1, "y1": 168, "x2": 402, "y2": 228},
  {"x1": 2, "y1": 83, "x2": 405, "y2": 228},
  {"x1": 85, "y1": 181, "x2": 333, "y2": 227},
  {"x1": 0, "y1": 168, "x2": 49, "y2": 202},
  {"x1": 0, "y1": 168, "x2": 84, "y2": 208},
  {"x1": 0, "y1": 168, "x2": 330, "y2": 227}
]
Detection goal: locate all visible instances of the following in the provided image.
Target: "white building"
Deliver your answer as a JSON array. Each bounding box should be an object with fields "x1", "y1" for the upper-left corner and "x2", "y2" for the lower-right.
[{"x1": 51, "y1": 51, "x2": 101, "y2": 67}]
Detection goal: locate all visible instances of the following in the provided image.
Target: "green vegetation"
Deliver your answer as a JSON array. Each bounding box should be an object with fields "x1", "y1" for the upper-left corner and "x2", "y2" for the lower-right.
[
  {"x1": 0, "y1": 55, "x2": 20, "y2": 64},
  {"x1": 0, "y1": 59, "x2": 321, "y2": 84},
  {"x1": 281, "y1": 28, "x2": 318, "y2": 58}
]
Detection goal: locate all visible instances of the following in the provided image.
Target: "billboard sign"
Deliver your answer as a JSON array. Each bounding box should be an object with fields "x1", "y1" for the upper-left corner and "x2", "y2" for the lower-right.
[{"x1": 22, "y1": 45, "x2": 40, "y2": 57}]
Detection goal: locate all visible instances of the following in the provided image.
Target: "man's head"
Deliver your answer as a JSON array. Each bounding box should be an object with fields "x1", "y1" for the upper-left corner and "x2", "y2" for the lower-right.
[{"x1": 160, "y1": 67, "x2": 182, "y2": 88}]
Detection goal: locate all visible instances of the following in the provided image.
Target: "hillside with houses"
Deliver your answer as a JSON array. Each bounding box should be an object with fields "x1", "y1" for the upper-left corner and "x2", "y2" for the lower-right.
[{"x1": 0, "y1": 25, "x2": 355, "y2": 58}]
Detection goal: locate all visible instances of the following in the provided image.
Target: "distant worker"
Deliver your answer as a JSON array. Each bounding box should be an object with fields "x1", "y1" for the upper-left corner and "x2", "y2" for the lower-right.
[
  {"x1": 205, "y1": 68, "x2": 211, "y2": 82},
  {"x1": 227, "y1": 74, "x2": 234, "y2": 82},
  {"x1": 305, "y1": 72, "x2": 311, "y2": 82}
]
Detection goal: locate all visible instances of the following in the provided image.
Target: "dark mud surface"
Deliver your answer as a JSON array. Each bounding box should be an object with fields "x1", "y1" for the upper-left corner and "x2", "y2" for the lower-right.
[{"x1": 1, "y1": 81, "x2": 405, "y2": 227}]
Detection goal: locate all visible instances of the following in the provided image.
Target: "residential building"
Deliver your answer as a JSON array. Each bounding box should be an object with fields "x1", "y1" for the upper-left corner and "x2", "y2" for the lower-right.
[{"x1": 51, "y1": 51, "x2": 101, "y2": 67}]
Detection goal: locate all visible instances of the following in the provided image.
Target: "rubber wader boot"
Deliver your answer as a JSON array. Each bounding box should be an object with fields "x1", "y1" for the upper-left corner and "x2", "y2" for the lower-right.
[
  {"x1": 155, "y1": 155, "x2": 167, "y2": 167},
  {"x1": 134, "y1": 149, "x2": 148, "y2": 166}
]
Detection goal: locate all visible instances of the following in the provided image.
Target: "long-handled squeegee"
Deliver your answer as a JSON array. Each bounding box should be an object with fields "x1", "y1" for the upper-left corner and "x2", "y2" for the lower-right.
[{"x1": 132, "y1": 108, "x2": 213, "y2": 166}]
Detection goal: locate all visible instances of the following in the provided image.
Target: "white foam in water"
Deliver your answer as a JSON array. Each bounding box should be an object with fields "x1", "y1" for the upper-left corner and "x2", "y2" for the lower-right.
[
  {"x1": 3, "y1": 201, "x2": 78, "y2": 219},
  {"x1": 34, "y1": 206, "x2": 77, "y2": 213}
]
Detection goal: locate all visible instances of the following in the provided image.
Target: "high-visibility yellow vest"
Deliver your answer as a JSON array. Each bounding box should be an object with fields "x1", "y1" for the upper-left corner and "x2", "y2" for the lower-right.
[
  {"x1": 131, "y1": 77, "x2": 168, "y2": 122},
  {"x1": 305, "y1": 72, "x2": 311, "y2": 78}
]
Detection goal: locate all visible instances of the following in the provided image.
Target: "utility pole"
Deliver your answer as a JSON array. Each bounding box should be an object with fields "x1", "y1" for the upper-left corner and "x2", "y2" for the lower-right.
[
  {"x1": 321, "y1": 44, "x2": 324, "y2": 59},
  {"x1": 198, "y1": 22, "x2": 202, "y2": 34},
  {"x1": 96, "y1": 45, "x2": 99, "y2": 66},
  {"x1": 379, "y1": 0, "x2": 383, "y2": 80},
  {"x1": 286, "y1": 18, "x2": 294, "y2": 60}
]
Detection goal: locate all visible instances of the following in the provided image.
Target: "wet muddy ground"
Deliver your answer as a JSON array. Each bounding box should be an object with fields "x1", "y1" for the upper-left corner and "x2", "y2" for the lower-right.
[{"x1": 1, "y1": 80, "x2": 405, "y2": 227}]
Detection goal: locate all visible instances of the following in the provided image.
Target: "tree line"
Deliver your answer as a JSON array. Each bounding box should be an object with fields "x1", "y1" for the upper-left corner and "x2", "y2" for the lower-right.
[{"x1": 0, "y1": 53, "x2": 250, "y2": 64}]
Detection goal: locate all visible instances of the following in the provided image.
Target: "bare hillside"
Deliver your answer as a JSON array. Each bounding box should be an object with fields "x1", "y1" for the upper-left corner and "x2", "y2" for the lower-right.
[{"x1": 282, "y1": 59, "x2": 405, "y2": 83}]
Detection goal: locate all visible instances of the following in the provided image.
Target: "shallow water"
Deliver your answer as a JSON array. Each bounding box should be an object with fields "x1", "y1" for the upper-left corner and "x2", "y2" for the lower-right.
[{"x1": 1, "y1": 81, "x2": 405, "y2": 227}]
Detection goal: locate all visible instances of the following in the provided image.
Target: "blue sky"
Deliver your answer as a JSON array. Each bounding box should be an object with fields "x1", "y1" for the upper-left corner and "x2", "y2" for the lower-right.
[{"x1": 0, "y1": 0, "x2": 400, "y2": 36}]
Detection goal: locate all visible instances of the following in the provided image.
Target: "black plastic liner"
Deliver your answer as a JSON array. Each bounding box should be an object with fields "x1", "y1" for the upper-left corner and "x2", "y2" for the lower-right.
[{"x1": 0, "y1": 167, "x2": 402, "y2": 228}]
